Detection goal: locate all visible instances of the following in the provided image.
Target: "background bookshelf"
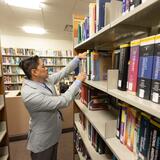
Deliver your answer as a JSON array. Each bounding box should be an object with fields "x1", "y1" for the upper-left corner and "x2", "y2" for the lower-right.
[
  {"x1": 73, "y1": 0, "x2": 160, "y2": 160},
  {"x1": 0, "y1": 47, "x2": 10, "y2": 159},
  {"x1": 1, "y1": 47, "x2": 74, "y2": 90}
]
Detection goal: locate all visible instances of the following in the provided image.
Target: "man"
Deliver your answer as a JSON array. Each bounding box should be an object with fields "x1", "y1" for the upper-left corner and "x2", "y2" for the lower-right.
[{"x1": 19, "y1": 52, "x2": 86, "y2": 160}]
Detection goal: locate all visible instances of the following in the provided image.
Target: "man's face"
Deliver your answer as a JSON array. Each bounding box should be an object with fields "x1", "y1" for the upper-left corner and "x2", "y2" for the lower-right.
[{"x1": 33, "y1": 59, "x2": 48, "y2": 80}]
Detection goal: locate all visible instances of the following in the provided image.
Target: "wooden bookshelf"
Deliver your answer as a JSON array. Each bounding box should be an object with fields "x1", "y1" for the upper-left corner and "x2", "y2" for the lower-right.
[
  {"x1": 0, "y1": 47, "x2": 10, "y2": 159},
  {"x1": 73, "y1": 1, "x2": 160, "y2": 160}
]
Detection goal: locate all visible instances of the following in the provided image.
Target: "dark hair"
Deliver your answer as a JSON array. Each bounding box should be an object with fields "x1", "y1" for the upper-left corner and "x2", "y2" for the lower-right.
[{"x1": 19, "y1": 55, "x2": 39, "y2": 79}]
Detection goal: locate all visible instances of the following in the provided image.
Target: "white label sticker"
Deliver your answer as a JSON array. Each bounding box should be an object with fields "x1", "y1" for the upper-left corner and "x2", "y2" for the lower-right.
[
  {"x1": 118, "y1": 80, "x2": 122, "y2": 87},
  {"x1": 128, "y1": 83, "x2": 133, "y2": 91},
  {"x1": 139, "y1": 89, "x2": 144, "y2": 98},
  {"x1": 152, "y1": 92, "x2": 159, "y2": 103}
]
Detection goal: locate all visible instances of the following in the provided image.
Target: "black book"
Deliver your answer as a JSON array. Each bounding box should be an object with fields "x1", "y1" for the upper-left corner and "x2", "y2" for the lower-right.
[
  {"x1": 134, "y1": 0, "x2": 141, "y2": 7},
  {"x1": 118, "y1": 44, "x2": 130, "y2": 91}
]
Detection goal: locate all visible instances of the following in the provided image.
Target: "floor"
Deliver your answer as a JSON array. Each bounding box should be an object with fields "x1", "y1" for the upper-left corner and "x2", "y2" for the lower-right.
[{"x1": 9, "y1": 132, "x2": 74, "y2": 160}]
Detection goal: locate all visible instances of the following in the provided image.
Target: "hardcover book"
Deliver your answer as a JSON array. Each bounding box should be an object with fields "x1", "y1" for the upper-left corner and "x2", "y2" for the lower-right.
[{"x1": 137, "y1": 35, "x2": 155, "y2": 100}]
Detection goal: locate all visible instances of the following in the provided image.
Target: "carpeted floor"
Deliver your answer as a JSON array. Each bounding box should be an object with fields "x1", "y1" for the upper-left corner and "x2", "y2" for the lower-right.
[{"x1": 9, "y1": 132, "x2": 75, "y2": 160}]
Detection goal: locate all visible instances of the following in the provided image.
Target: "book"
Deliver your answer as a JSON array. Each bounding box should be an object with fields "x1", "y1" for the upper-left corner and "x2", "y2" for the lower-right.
[
  {"x1": 73, "y1": 16, "x2": 85, "y2": 45},
  {"x1": 125, "y1": 0, "x2": 130, "y2": 13},
  {"x1": 126, "y1": 108, "x2": 137, "y2": 152},
  {"x1": 120, "y1": 106, "x2": 128, "y2": 144},
  {"x1": 88, "y1": 96, "x2": 107, "y2": 111},
  {"x1": 129, "y1": 0, "x2": 134, "y2": 10},
  {"x1": 147, "y1": 119, "x2": 160, "y2": 160},
  {"x1": 96, "y1": 0, "x2": 109, "y2": 31},
  {"x1": 134, "y1": 0, "x2": 141, "y2": 7},
  {"x1": 150, "y1": 34, "x2": 160, "y2": 104},
  {"x1": 87, "y1": 50, "x2": 91, "y2": 80},
  {"x1": 122, "y1": 0, "x2": 127, "y2": 14},
  {"x1": 127, "y1": 39, "x2": 140, "y2": 95},
  {"x1": 118, "y1": 44, "x2": 130, "y2": 91},
  {"x1": 89, "y1": 3, "x2": 96, "y2": 37},
  {"x1": 137, "y1": 35, "x2": 155, "y2": 100},
  {"x1": 113, "y1": 49, "x2": 120, "y2": 69},
  {"x1": 138, "y1": 113, "x2": 151, "y2": 160}
]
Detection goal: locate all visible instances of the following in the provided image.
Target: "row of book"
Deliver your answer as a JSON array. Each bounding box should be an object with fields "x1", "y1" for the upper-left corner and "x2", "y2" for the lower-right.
[
  {"x1": 3, "y1": 57, "x2": 22, "y2": 65},
  {"x1": 4, "y1": 84, "x2": 21, "y2": 90},
  {"x1": 117, "y1": 101, "x2": 160, "y2": 160},
  {"x1": 4, "y1": 76, "x2": 23, "y2": 84},
  {"x1": 43, "y1": 58, "x2": 72, "y2": 66},
  {"x1": 77, "y1": 111, "x2": 118, "y2": 159},
  {"x1": 74, "y1": 0, "x2": 145, "y2": 45},
  {"x1": 80, "y1": 50, "x2": 112, "y2": 81},
  {"x1": 74, "y1": 0, "x2": 121, "y2": 44},
  {"x1": 2, "y1": 48, "x2": 74, "y2": 57},
  {"x1": 118, "y1": 34, "x2": 160, "y2": 104},
  {"x1": 3, "y1": 66, "x2": 24, "y2": 75},
  {"x1": 74, "y1": 127, "x2": 91, "y2": 160},
  {"x1": 81, "y1": 84, "x2": 109, "y2": 111},
  {"x1": 2, "y1": 56, "x2": 72, "y2": 66},
  {"x1": 1, "y1": 48, "x2": 34, "y2": 56}
]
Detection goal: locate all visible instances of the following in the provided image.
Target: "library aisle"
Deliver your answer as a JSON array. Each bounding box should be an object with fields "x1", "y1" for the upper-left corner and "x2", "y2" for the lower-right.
[{"x1": 0, "y1": 0, "x2": 160, "y2": 160}]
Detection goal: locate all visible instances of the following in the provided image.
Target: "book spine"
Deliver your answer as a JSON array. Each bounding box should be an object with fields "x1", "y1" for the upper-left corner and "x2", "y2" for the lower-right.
[
  {"x1": 137, "y1": 36, "x2": 155, "y2": 100},
  {"x1": 118, "y1": 44, "x2": 130, "y2": 91},
  {"x1": 120, "y1": 106, "x2": 127, "y2": 144},
  {"x1": 127, "y1": 39, "x2": 140, "y2": 94},
  {"x1": 138, "y1": 113, "x2": 151, "y2": 160},
  {"x1": 151, "y1": 35, "x2": 160, "y2": 104},
  {"x1": 134, "y1": 0, "x2": 142, "y2": 7},
  {"x1": 122, "y1": 0, "x2": 126, "y2": 14},
  {"x1": 96, "y1": 0, "x2": 107, "y2": 31}
]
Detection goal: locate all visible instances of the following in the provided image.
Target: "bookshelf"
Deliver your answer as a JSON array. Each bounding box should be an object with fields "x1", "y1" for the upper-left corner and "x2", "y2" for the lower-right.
[
  {"x1": 74, "y1": 114, "x2": 111, "y2": 160},
  {"x1": 0, "y1": 47, "x2": 10, "y2": 159},
  {"x1": 74, "y1": 0, "x2": 160, "y2": 50},
  {"x1": 2, "y1": 48, "x2": 74, "y2": 90},
  {"x1": 73, "y1": 1, "x2": 160, "y2": 160}
]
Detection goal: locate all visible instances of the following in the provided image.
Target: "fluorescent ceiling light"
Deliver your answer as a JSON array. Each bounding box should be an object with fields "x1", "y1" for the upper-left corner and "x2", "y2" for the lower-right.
[
  {"x1": 5, "y1": 0, "x2": 41, "y2": 10},
  {"x1": 22, "y1": 26, "x2": 46, "y2": 34}
]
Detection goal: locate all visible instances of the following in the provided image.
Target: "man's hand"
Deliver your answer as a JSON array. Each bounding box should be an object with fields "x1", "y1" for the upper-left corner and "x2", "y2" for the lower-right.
[
  {"x1": 78, "y1": 52, "x2": 87, "y2": 59},
  {"x1": 75, "y1": 72, "x2": 86, "y2": 82}
]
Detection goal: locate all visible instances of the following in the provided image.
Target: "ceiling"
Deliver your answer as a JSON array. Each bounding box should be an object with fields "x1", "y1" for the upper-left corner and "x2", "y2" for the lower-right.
[{"x1": 0, "y1": 0, "x2": 95, "y2": 40}]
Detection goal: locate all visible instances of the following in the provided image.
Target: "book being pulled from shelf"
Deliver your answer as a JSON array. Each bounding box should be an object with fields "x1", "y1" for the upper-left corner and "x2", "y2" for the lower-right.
[{"x1": 88, "y1": 96, "x2": 108, "y2": 111}]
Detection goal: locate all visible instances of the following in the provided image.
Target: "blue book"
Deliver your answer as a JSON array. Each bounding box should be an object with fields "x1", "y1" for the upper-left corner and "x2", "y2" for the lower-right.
[
  {"x1": 151, "y1": 35, "x2": 160, "y2": 104},
  {"x1": 96, "y1": 0, "x2": 110, "y2": 31},
  {"x1": 137, "y1": 36, "x2": 155, "y2": 100},
  {"x1": 122, "y1": 0, "x2": 126, "y2": 14}
]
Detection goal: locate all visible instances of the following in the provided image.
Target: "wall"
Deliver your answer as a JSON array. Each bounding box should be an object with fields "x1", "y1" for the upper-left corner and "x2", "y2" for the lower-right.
[{"x1": 1, "y1": 35, "x2": 73, "y2": 50}]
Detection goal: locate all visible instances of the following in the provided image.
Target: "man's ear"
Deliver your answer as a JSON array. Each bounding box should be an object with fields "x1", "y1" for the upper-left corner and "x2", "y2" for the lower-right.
[{"x1": 31, "y1": 69, "x2": 37, "y2": 77}]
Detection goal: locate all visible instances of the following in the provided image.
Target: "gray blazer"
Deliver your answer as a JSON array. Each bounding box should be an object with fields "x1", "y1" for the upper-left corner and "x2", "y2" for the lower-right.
[{"x1": 21, "y1": 57, "x2": 81, "y2": 153}]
